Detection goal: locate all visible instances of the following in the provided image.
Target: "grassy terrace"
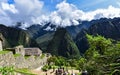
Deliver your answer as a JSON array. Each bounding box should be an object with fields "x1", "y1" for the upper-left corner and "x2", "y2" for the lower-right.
[
  {"x1": 25, "y1": 55, "x2": 31, "y2": 59},
  {"x1": 14, "y1": 54, "x2": 21, "y2": 57},
  {"x1": 0, "y1": 50, "x2": 10, "y2": 54},
  {"x1": 40, "y1": 53, "x2": 45, "y2": 59},
  {"x1": 15, "y1": 68, "x2": 36, "y2": 75}
]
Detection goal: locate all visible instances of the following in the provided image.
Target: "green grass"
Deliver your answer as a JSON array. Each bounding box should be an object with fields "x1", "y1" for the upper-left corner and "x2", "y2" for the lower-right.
[
  {"x1": 14, "y1": 54, "x2": 21, "y2": 57},
  {"x1": 15, "y1": 68, "x2": 36, "y2": 75},
  {"x1": 25, "y1": 56, "x2": 31, "y2": 59},
  {"x1": 40, "y1": 54, "x2": 45, "y2": 59},
  {"x1": 0, "y1": 51, "x2": 10, "y2": 54}
]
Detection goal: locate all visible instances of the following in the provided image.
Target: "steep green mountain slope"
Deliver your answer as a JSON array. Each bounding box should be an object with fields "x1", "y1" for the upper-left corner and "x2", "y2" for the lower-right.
[
  {"x1": 36, "y1": 32, "x2": 54, "y2": 52},
  {"x1": 47, "y1": 28, "x2": 80, "y2": 58},
  {"x1": 0, "y1": 24, "x2": 38, "y2": 48},
  {"x1": 0, "y1": 33, "x2": 9, "y2": 48},
  {"x1": 75, "y1": 18, "x2": 120, "y2": 53}
]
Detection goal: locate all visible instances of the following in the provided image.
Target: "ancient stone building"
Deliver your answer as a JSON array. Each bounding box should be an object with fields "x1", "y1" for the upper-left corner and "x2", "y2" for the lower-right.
[
  {"x1": 24, "y1": 48, "x2": 42, "y2": 56},
  {"x1": 0, "y1": 38, "x2": 3, "y2": 51},
  {"x1": 6, "y1": 45, "x2": 25, "y2": 56},
  {"x1": 14, "y1": 45, "x2": 25, "y2": 56}
]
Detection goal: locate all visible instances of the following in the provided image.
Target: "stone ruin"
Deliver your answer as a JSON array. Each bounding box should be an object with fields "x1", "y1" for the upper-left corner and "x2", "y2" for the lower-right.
[
  {"x1": 6, "y1": 45, "x2": 42, "y2": 56},
  {"x1": 24, "y1": 48, "x2": 42, "y2": 56},
  {"x1": 0, "y1": 34, "x2": 51, "y2": 69},
  {"x1": 0, "y1": 38, "x2": 2, "y2": 51},
  {"x1": 0, "y1": 45, "x2": 51, "y2": 69}
]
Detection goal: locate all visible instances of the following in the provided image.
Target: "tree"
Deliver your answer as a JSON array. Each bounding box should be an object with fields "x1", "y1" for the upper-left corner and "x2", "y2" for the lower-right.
[{"x1": 86, "y1": 34, "x2": 112, "y2": 54}]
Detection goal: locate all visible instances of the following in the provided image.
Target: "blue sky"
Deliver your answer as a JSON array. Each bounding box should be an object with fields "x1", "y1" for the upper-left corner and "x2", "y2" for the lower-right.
[
  {"x1": 41, "y1": 0, "x2": 120, "y2": 12},
  {"x1": 67, "y1": 0, "x2": 119, "y2": 11},
  {"x1": 8, "y1": 0, "x2": 119, "y2": 12},
  {"x1": 8, "y1": 0, "x2": 14, "y2": 4},
  {"x1": 1, "y1": 0, "x2": 120, "y2": 28}
]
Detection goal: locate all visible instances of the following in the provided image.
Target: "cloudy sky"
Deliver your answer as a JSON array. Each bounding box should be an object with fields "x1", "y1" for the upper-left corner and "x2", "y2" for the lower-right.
[{"x1": 0, "y1": 0, "x2": 120, "y2": 28}]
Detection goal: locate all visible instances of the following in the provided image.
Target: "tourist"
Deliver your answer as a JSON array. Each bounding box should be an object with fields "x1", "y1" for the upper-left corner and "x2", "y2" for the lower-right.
[{"x1": 81, "y1": 70, "x2": 88, "y2": 75}]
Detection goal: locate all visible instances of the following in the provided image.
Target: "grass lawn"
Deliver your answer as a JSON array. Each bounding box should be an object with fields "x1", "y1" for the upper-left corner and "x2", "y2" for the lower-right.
[
  {"x1": 0, "y1": 51, "x2": 10, "y2": 54},
  {"x1": 15, "y1": 68, "x2": 37, "y2": 75},
  {"x1": 14, "y1": 54, "x2": 21, "y2": 57}
]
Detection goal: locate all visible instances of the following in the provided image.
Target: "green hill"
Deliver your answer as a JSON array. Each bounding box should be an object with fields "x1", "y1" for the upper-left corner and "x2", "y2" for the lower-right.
[{"x1": 47, "y1": 28, "x2": 80, "y2": 58}]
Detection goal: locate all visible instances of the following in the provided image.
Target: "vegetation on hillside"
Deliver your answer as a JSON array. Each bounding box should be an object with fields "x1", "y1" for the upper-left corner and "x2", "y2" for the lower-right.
[
  {"x1": 47, "y1": 28, "x2": 80, "y2": 59},
  {"x1": 0, "y1": 66, "x2": 36, "y2": 75},
  {"x1": 46, "y1": 34, "x2": 120, "y2": 75}
]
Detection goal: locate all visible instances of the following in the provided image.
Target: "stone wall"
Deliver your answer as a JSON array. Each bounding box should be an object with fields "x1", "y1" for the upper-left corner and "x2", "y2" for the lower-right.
[
  {"x1": 0, "y1": 52, "x2": 15, "y2": 67},
  {"x1": 14, "y1": 45, "x2": 25, "y2": 56},
  {"x1": 0, "y1": 52, "x2": 50, "y2": 69},
  {"x1": 0, "y1": 40, "x2": 2, "y2": 51}
]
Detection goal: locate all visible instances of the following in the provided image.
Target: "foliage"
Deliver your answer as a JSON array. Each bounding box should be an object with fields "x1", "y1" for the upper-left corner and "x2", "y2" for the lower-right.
[
  {"x1": 40, "y1": 53, "x2": 45, "y2": 59},
  {"x1": 42, "y1": 65, "x2": 50, "y2": 71},
  {"x1": 47, "y1": 28, "x2": 80, "y2": 59},
  {"x1": 47, "y1": 56, "x2": 67, "y2": 66},
  {"x1": 82, "y1": 34, "x2": 120, "y2": 75},
  {"x1": 0, "y1": 66, "x2": 36, "y2": 75},
  {"x1": 0, "y1": 66, "x2": 14, "y2": 75},
  {"x1": 15, "y1": 68, "x2": 36, "y2": 75},
  {"x1": 86, "y1": 34, "x2": 112, "y2": 54},
  {"x1": 13, "y1": 54, "x2": 21, "y2": 57},
  {"x1": 25, "y1": 55, "x2": 31, "y2": 59}
]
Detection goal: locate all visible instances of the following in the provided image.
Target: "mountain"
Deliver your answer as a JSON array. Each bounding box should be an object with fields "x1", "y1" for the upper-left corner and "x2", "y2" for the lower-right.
[
  {"x1": 75, "y1": 18, "x2": 120, "y2": 53},
  {"x1": 0, "y1": 24, "x2": 38, "y2": 48},
  {"x1": 47, "y1": 28, "x2": 80, "y2": 58},
  {"x1": 26, "y1": 18, "x2": 120, "y2": 54},
  {"x1": 27, "y1": 21, "x2": 91, "y2": 39},
  {"x1": 0, "y1": 33, "x2": 9, "y2": 48},
  {"x1": 0, "y1": 18, "x2": 120, "y2": 57},
  {"x1": 26, "y1": 24, "x2": 55, "y2": 51},
  {"x1": 26, "y1": 21, "x2": 91, "y2": 51},
  {"x1": 36, "y1": 32, "x2": 54, "y2": 52}
]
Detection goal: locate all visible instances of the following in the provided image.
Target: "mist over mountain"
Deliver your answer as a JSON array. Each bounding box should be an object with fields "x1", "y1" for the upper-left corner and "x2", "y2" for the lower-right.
[
  {"x1": 0, "y1": 0, "x2": 120, "y2": 59},
  {"x1": 1, "y1": 0, "x2": 120, "y2": 30},
  {"x1": 0, "y1": 17, "x2": 120, "y2": 58}
]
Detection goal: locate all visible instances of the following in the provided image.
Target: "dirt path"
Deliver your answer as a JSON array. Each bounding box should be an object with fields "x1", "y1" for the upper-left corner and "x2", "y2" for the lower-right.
[
  {"x1": 31, "y1": 69, "x2": 55, "y2": 75},
  {"x1": 31, "y1": 69, "x2": 80, "y2": 75}
]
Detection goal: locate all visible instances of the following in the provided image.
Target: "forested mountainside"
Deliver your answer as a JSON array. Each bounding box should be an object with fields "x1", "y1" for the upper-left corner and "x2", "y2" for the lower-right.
[
  {"x1": 47, "y1": 28, "x2": 80, "y2": 58},
  {"x1": 0, "y1": 24, "x2": 38, "y2": 48},
  {"x1": 75, "y1": 18, "x2": 120, "y2": 53},
  {"x1": 0, "y1": 18, "x2": 120, "y2": 57}
]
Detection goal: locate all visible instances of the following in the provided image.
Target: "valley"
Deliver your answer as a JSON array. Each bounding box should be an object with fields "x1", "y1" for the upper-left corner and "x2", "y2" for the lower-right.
[{"x1": 0, "y1": 18, "x2": 120, "y2": 75}]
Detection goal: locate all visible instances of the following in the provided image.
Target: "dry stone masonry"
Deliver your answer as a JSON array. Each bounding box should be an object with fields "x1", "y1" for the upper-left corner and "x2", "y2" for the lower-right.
[
  {"x1": 0, "y1": 51, "x2": 50, "y2": 69},
  {"x1": 0, "y1": 38, "x2": 3, "y2": 51},
  {"x1": 0, "y1": 45, "x2": 51, "y2": 69}
]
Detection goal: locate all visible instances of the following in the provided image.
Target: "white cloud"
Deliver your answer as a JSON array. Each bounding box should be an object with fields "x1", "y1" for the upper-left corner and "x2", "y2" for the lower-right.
[
  {"x1": 0, "y1": 0, "x2": 120, "y2": 29},
  {"x1": 82, "y1": 6, "x2": 120, "y2": 21},
  {"x1": 32, "y1": 15, "x2": 49, "y2": 25},
  {"x1": 1, "y1": 2, "x2": 18, "y2": 14},
  {"x1": 0, "y1": 0, "x2": 44, "y2": 28},
  {"x1": 48, "y1": 1, "x2": 120, "y2": 27},
  {"x1": 48, "y1": 1, "x2": 84, "y2": 27}
]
